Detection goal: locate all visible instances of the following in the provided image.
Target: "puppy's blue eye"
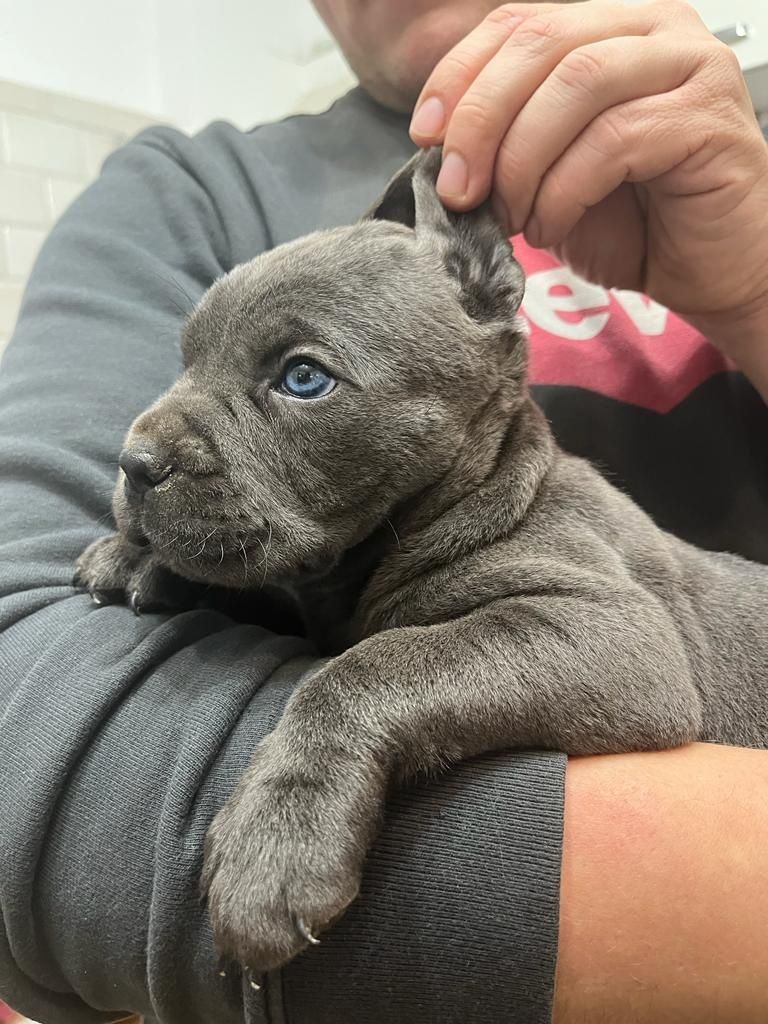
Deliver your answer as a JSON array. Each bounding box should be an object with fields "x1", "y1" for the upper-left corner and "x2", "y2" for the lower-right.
[{"x1": 280, "y1": 360, "x2": 336, "y2": 399}]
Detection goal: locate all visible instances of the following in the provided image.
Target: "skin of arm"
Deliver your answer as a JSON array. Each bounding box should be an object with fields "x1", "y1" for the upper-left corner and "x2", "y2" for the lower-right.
[
  {"x1": 553, "y1": 742, "x2": 768, "y2": 1023},
  {"x1": 686, "y1": 303, "x2": 768, "y2": 402}
]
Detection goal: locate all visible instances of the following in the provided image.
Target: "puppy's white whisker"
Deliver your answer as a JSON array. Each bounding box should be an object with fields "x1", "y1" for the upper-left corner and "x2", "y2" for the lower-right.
[
  {"x1": 385, "y1": 517, "x2": 401, "y2": 550},
  {"x1": 258, "y1": 520, "x2": 272, "y2": 590},
  {"x1": 238, "y1": 536, "x2": 249, "y2": 585},
  {"x1": 264, "y1": 524, "x2": 272, "y2": 589},
  {"x1": 151, "y1": 523, "x2": 181, "y2": 548},
  {"x1": 254, "y1": 537, "x2": 266, "y2": 561},
  {"x1": 218, "y1": 540, "x2": 225, "y2": 565},
  {"x1": 151, "y1": 523, "x2": 177, "y2": 541},
  {"x1": 191, "y1": 528, "x2": 217, "y2": 560}
]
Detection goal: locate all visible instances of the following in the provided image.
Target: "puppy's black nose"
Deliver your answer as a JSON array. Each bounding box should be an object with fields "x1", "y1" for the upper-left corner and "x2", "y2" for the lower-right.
[{"x1": 119, "y1": 447, "x2": 172, "y2": 496}]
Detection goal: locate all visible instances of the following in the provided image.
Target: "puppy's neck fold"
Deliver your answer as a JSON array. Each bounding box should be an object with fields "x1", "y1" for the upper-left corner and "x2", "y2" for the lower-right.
[
  {"x1": 289, "y1": 394, "x2": 554, "y2": 654},
  {"x1": 396, "y1": 394, "x2": 554, "y2": 545},
  {"x1": 354, "y1": 396, "x2": 555, "y2": 633}
]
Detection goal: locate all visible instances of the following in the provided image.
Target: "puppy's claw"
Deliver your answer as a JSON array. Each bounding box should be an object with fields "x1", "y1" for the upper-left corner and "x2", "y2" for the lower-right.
[
  {"x1": 296, "y1": 917, "x2": 321, "y2": 946},
  {"x1": 90, "y1": 590, "x2": 110, "y2": 606},
  {"x1": 129, "y1": 591, "x2": 142, "y2": 616}
]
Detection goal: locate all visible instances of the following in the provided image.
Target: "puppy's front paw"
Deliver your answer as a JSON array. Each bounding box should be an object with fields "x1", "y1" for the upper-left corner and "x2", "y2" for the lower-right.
[
  {"x1": 74, "y1": 533, "x2": 195, "y2": 613},
  {"x1": 202, "y1": 734, "x2": 375, "y2": 973}
]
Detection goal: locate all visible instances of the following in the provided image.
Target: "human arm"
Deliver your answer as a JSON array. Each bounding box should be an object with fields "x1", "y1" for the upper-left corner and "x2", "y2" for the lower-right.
[
  {"x1": 685, "y1": 301, "x2": 768, "y2": 402},
  {"x1": 409, "y1": 0, "x2": 768, "y2": 400},
  {"x1": 554, "y1": 743, "x2": 768, "y2": 1023},
  {"x1": 0, "y1": 126, "x2": 565, "y2": 1024}
]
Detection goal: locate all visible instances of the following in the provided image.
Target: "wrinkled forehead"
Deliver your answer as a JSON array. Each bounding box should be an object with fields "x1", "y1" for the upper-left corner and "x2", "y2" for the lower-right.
[{"x1": 182, "y1": 221, "x2": 442, "y2": 370}]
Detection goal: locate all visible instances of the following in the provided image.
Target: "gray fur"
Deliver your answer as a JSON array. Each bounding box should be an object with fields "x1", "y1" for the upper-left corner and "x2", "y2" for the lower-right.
[{"x1": 74, "y1": 148, "x2": 768, "y2": 973}]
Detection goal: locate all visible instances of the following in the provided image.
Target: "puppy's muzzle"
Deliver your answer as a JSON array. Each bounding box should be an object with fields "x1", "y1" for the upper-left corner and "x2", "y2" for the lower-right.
[{"x1": 119, "y1": 445, "x2": 173, "y2": 499}]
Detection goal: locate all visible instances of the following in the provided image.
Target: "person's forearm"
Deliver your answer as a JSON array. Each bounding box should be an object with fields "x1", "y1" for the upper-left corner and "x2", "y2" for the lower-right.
[
  {"x1": 687, "y1": 300, "x2": 768, "y2": 403},
  {"x1": 553, "y1": 743, "x2": 768, "y2": 1024}
]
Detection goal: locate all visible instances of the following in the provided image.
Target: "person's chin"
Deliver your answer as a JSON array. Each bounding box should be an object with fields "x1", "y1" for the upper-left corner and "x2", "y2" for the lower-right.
[
  {"x1": 376, "y1": 7, "x2": 491, "y2": 111},
  {"x1": 357, "y1": 68, "x2": 421, "y2": 114}
]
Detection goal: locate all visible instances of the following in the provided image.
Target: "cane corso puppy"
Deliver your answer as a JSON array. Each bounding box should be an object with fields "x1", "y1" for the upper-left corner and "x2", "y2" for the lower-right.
[{"x1": 75, "y1": 148, "x2": 768, "y2": 972}]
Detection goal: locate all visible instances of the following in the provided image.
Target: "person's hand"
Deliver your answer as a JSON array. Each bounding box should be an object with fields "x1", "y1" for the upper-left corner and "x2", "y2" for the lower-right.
[{"x1": 409, "y1": 0, "x2": 768, "y2": 388}]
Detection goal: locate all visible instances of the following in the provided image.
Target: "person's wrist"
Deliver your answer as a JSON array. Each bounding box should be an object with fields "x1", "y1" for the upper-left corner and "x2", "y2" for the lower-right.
[{"x1": 685, "y1": 293, "x2": 768, "y2": 402}]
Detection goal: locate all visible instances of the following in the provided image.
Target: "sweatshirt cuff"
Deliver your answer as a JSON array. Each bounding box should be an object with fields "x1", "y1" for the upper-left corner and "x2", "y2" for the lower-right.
[{"x1": 263, "y1": 750, "x2": 565, "y2": 1024}]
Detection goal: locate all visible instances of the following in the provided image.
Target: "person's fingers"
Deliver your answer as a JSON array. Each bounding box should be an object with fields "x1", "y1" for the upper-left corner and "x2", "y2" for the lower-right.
[
  {"x1": 410, "y1": 2, "x2": 617, "y2": 142},
  {"x1": 522, "y1": 85, "x2": 704, "y2": 249},
  {"x1": 409, "y1": 7, "x2": 525, "y2": 143},
  {"x1": 551, "y1": 183, "x2": 647, "y2": 292},
  {"x1": 435, "y1": 2, "x2": 669, "y2": 208},
  {"x1": 412, "y1": 0, "x2": 709, "y2": 210},
  {"x1": 492, "y1": 35, "x2": 703, "y2": 235}
]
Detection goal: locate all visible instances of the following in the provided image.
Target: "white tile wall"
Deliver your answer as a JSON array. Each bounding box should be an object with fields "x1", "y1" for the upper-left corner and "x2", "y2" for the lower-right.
[
  {"x1": 2, "y1": 111, "x2": 91, "y2": 177},
  {"x1": 0, "y1": 165, "x2": 49, "y2": 223},
  {"x1": 0, "y1": 79, "x2": 153, "y2": 363},
  {"x1": 47, "y1": 176, "x2": 86, "y2": 219},
  {"x1": 0, "y1": 283, "x2": 25, "y2": 333},
  {"x1": 3, "y1": 226, "x2": 46, "y2": 278}
]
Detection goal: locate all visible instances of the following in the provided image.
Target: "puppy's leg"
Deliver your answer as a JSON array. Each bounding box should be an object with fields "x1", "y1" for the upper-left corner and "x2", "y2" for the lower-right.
[
  {"x1": 74, "y1": 534, "x2": 198, "y2": 613},
  {"x1": 203, "y1": 583, "x2": 702, "y2": 973}
]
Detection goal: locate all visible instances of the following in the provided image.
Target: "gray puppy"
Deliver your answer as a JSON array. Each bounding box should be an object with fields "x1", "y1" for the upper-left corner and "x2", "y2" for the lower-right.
[{"x1": 75, "y1": 148, "x2": 768, "y2": 973}]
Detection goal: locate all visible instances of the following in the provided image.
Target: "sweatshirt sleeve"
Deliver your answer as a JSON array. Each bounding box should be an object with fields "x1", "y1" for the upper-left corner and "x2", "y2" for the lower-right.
[{"x1": 0, "y1": 126, "x2": 565, "y2": 1024}]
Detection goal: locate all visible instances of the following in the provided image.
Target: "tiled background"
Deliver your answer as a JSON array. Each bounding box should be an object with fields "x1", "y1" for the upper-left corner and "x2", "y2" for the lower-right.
[{"x1": 0, "y1": 80, "x2": 154, "y2": 361}]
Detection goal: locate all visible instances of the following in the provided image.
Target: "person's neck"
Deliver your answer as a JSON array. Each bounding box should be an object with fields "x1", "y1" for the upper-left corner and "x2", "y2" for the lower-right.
[{"x1": 332, "y1": 83, "x2": 411, "y2": 130}]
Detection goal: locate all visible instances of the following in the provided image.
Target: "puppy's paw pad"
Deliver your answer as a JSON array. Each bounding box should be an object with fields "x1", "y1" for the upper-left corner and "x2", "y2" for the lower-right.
[
  {"x1": 202, "y1": 747, "x2": 366, "y2": 971},
  {"x1": 204, "y1": 845, "x2": 360, "y2": 972},
  {"x1": 75, "y1": 534, "x2": 196, "y2": 613},
  {"x1": 74, "y1": 534, "x2": 140, "y2": 599},
  {"x1": 126, "y1": 563, "x2": 196, "y2": 614}
]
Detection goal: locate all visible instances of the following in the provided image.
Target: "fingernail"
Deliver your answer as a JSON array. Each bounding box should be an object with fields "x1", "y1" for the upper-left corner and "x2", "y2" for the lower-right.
[
  {"x1": 491, "y1": 195, "x2": 511, "y2": 237},
  {"x1": 410, "y1": 96, "x2": 445, "y2": 139},
  {"x1": 437, "y1": 151, "x2": 469, "y2": 199}
]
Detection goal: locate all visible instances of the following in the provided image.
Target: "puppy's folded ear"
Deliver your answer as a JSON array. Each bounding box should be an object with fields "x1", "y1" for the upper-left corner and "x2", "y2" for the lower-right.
[{"x1": 365, "y1": 147, "x2": 524, "y2": 324}]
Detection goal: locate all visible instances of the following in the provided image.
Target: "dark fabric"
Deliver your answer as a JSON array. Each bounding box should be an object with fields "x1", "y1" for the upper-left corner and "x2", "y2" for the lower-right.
[
  {"x1": 534, "y1": 373, "x2": 768, "y2": 565},
  {"x1": 0, "y1": 88, "x2": 565, "y2": 1024},
  {"x1": 282, "y1": 753, "x2": 563, "y2": 1024}
]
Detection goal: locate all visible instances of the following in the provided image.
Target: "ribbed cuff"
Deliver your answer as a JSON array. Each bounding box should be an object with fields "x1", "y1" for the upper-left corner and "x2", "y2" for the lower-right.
[{"x1": 262, "y1": 750, "x2": 566, "y2": 1024}]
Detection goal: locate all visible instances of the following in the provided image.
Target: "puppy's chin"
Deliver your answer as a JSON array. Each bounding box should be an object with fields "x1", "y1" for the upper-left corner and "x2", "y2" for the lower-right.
[
  {"x1": 113, "y1": 493, "x2": 150, "y2": 548},
  {"x1": 139, "y1": 519, "x2": 337, "y2": 591},
  {"x1": 112, "y1": 482, "x2": 372, "y2": 592}
]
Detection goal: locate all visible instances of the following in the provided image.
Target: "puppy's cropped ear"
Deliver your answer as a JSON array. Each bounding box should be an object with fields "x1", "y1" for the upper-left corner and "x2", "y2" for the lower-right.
[{"x1": 365, "y1": 147, "x2": 524, "y2": 324}]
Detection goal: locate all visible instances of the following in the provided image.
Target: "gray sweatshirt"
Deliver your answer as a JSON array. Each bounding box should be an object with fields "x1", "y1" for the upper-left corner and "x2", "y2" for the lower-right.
[{"x1": 0, "y1": 88, "x2": 565, "y2": 1024}]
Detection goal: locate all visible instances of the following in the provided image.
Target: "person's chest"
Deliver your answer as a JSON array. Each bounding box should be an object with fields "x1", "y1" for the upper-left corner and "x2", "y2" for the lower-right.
[{"x1": 516, "y1": 236, "x2": 768, "y2": 562}]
